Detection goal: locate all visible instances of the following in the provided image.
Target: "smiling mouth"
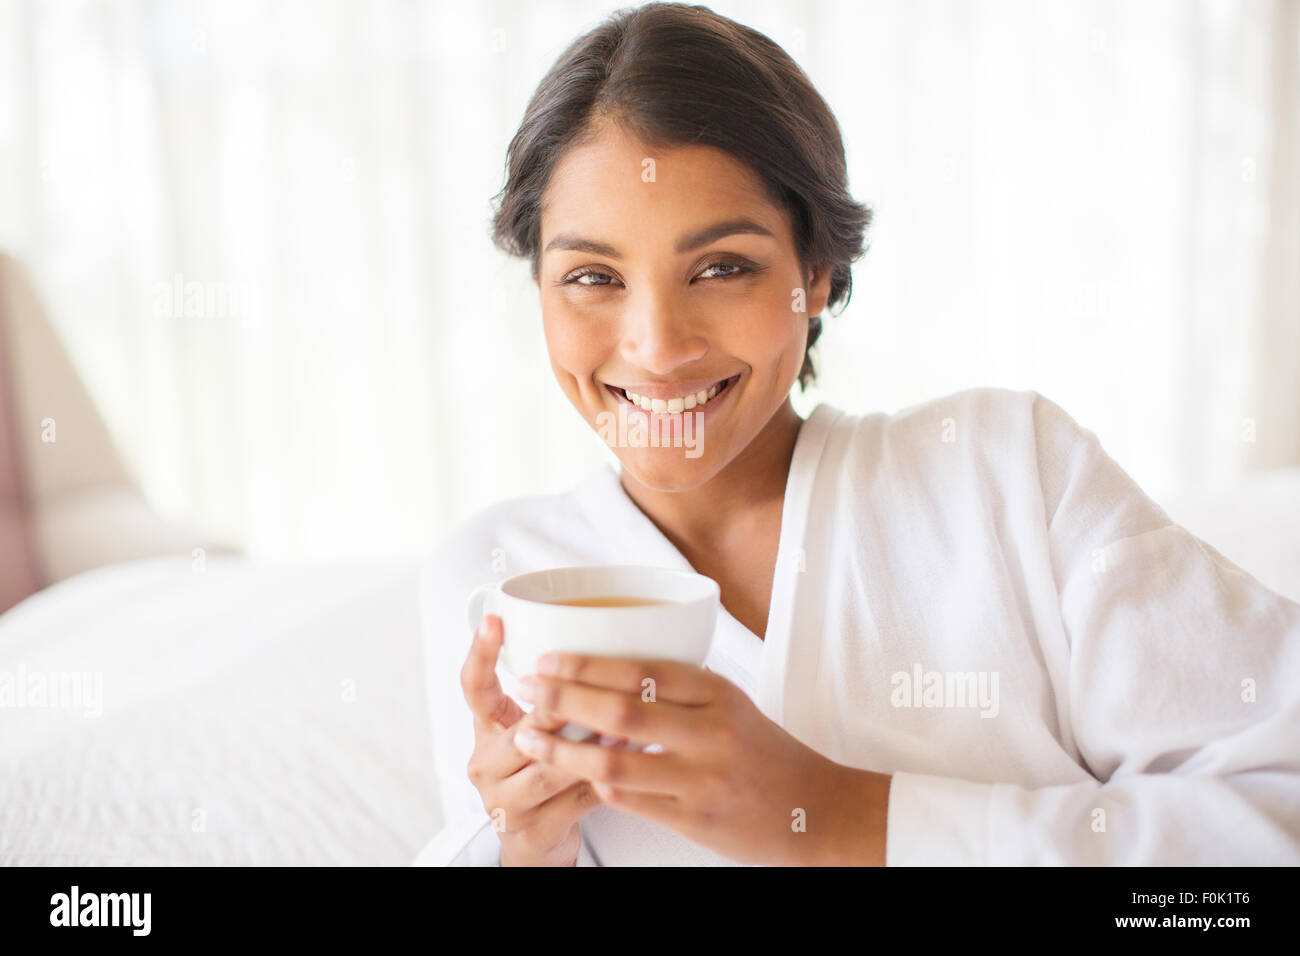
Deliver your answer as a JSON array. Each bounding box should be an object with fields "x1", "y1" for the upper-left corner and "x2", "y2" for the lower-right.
[{"x1": 604, "y1": 374, "x2": 740, "y2": 413}]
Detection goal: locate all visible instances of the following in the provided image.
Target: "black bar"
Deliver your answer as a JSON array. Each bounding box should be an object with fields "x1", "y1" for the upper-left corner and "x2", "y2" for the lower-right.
[{"x1": 0, "y1": 865, "x2": 1287, "y2": 942}]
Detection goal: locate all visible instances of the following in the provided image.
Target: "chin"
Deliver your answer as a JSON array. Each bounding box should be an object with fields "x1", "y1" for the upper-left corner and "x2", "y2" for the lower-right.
[{"x1": 616, "y1": 449, "x2": 723, "y2": 493}]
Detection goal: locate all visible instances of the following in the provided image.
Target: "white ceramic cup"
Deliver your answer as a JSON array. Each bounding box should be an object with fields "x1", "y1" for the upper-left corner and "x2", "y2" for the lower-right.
[{"x1": 466, "y1": 565, "x2": 720, "y2": 742}]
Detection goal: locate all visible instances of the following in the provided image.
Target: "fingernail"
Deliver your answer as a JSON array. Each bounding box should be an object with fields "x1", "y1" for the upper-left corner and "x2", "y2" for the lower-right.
[
  {"x1": 536, "y1": 653, "x2": 558, "y2": 675},
  {"x1": 514, "y1": 729, "x2": 539, "y2": 752}
]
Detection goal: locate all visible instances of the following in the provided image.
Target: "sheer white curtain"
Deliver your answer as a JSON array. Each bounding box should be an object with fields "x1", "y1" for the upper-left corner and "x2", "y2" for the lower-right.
[{"x1": 1, "y1": 0, "x2": 1295, "y2": 560}]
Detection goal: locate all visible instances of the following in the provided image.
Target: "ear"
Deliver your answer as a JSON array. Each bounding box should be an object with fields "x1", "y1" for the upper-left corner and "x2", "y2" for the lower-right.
[{"x1": 805, "y1": 262, "x2": 833, "y2": 317}]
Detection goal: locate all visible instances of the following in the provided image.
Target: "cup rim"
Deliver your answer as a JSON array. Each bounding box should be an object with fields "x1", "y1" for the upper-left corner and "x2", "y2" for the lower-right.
[{"x1": 499, "y1": 564, "x2": 719, "y2": 608}]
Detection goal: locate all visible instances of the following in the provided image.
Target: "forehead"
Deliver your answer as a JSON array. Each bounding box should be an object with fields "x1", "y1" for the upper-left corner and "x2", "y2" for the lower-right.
[{"x1": 540, "y1": 124, "x2": 787, "y2": 243}]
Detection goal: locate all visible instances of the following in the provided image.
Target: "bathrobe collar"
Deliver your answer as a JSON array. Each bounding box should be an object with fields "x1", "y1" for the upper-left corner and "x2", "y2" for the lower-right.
[{"x1": 571, "y1": 403, "x2": 842, "y2": 714}]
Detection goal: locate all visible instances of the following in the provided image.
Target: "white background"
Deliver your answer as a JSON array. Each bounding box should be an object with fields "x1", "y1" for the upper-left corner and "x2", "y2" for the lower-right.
[{"x1": 1, "y1": 0, "x2": 1296, "y2": 560}]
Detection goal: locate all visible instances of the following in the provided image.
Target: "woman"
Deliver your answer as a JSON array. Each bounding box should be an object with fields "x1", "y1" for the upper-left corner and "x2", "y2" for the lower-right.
[{"x1": 416, "y1": 3, "x2": 1300, "y2": 866}]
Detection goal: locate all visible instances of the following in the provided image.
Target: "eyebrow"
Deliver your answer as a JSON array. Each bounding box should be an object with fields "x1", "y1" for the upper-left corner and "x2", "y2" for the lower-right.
[{"x1": 542, "y1": 217, "x2": 776, "y2": 258}]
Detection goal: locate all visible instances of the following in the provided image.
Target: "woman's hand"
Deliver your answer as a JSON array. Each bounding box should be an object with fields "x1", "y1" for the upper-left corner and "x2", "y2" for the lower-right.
[
  {"x1": 511, "y1": 655, "x2": 891, "y2": 866},
  {"x1": 459, "y1": 614, "x2": 605, "y2": 866}
]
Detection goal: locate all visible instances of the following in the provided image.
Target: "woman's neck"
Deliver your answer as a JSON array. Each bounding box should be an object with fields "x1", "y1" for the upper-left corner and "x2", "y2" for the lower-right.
[{"x1": 618, "y1": 398, "x2": 804, "y2": 551}]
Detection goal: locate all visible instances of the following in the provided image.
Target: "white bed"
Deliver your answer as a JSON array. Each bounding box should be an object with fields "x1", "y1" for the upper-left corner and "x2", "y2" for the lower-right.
[
  {"x1": 2, "y1": 470, "x2": 1296, "y2": 865},
  {"x1": 0, "y1": 555, "x2": 441, "y2": 865}
]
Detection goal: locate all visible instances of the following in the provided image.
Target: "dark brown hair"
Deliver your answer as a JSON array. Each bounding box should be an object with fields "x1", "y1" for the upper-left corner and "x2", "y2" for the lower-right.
[{"x1": 490, "y1": 1, "x2": 873, "y2": 389}]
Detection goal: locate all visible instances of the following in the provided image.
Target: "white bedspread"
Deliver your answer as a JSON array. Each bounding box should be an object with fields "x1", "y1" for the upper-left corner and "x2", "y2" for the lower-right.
[{"x1": 0, "y1": 555, "x2": 441, "y2": 865}]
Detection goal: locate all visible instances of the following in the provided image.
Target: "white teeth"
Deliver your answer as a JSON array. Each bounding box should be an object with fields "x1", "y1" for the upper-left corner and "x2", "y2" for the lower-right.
[{"x1": 621, "y1": 378, "x2": 730, "y2": 412}]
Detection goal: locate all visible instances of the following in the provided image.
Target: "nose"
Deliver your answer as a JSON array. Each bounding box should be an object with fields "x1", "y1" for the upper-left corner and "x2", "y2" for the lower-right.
[{"x1": 618, "y1": 286, "x2": 708, "y2": 374}]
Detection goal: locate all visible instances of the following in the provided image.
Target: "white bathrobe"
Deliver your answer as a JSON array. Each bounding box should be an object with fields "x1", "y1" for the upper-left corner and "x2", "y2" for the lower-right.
[{"x1": 414, "y1": 387, "x2": 1300, "y2": 866}]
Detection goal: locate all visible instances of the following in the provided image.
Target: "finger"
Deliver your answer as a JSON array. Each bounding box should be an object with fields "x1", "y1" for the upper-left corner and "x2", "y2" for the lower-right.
[
  {"x1": 529, "y1": 708, "x2": 568, "y2": 732},
  {"x1": 498, "y1": 757, "x2": 586, "y2": 811},
  {"x1": 520, "y1": 675, "x2": 698, "y2": 749},
  {"x1": 474, "y1": 718, "x2": 579, "y2": 817},
  {"x1": 516, "y1": 779, "x2": 604, "y2": 835},
  {"x1": 513, "y1": 726, "x2": 692, "y2": 795},
  {"x1": 590, "y1": 783, "x2": 687, "y2": 831},
  {"x1": 535, "y1": 654, "x2": 720, "y2": 705},
  {"x1": 481, "y1": 711, "x2": 569, "y2": 783},
  {"x1": 460, "y1": 615, "x2": 519, "y2": 731}
]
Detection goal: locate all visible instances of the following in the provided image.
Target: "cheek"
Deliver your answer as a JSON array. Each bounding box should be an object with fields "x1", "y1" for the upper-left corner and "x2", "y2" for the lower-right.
[
  {"x1": 729, "y1": 288, "x2": 807, "y2": 373},
  {"x1": 542, "y1": 303, "x2": 606, "y2": 374}
]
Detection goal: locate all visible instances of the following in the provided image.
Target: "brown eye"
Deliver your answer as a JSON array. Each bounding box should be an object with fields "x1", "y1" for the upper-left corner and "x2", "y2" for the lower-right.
[
  {"x1": 563, "y1": 268, "x2": 617, "y2": 286},
  {"x1": 697, "y1": 261, "x2": 745, "y2": 280},
  {"x1": 558, "y1": 259, "x2": 760, "y2": 288}
]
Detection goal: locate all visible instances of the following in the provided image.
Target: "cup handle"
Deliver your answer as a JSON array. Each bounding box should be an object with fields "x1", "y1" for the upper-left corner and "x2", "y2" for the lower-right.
[
  {"x1": 466, "y1": 582, "x2": 501, "y2": 634},
  {"x1": 465, "y1": 584, "x2": 606, "y2": 746}
]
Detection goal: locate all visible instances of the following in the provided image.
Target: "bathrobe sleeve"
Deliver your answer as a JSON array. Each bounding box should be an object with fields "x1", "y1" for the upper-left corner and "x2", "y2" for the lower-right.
[{"x1": 886, "y1": 392, "x2": 1300, "y2": 865}]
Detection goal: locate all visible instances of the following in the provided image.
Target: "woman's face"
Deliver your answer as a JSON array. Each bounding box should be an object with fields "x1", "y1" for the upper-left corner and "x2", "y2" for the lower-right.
[{"x1": 536, "y1": 123, "x2": 831, "y2": 492}]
